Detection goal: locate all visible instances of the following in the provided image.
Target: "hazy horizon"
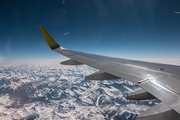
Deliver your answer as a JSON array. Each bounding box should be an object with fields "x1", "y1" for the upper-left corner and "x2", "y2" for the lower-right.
[{"x1": 0, "y1": 0, "x2": 180, "y2": 64}]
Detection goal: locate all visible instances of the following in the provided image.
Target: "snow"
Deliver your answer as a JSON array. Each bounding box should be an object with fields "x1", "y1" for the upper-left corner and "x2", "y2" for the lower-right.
[{"x1": 0, "y1": 63, "x2": 160, "y2": 120}]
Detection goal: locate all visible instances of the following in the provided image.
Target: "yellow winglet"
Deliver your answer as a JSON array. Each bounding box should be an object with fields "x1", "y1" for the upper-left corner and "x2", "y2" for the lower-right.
[{"x1": 39, "y1": 25, "x2": 60, "y2": 50}]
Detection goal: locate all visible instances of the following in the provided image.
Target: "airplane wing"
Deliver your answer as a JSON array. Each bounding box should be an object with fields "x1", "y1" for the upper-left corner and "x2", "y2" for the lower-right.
[{"x1": 39, "y1": 25, "x2": 180, "y2": 120}]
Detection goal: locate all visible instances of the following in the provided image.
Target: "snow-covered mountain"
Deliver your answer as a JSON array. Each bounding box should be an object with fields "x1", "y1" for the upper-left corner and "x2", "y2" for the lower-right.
[{"x1": 0, "y1": 63, "x2": 159, "y2": 120}]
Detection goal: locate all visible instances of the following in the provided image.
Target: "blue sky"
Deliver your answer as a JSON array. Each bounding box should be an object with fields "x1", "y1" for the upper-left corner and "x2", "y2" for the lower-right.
[{"x1": 0, "y1": 0, "x2": 180, "y2": 63}]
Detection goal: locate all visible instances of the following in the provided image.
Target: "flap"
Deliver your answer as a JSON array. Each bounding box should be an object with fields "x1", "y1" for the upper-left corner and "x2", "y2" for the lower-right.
[
  {"x1": 140, "y1": 80, "x2": 180, "y2": 114},
  {"x1": 136, "y1": 103, "x2": 180, "y2": 120}
]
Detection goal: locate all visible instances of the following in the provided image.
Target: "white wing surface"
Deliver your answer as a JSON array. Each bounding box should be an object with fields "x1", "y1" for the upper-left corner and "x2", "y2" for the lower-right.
[{"x1": 39, "y1": 26, "x2": 180, "y2": 120}]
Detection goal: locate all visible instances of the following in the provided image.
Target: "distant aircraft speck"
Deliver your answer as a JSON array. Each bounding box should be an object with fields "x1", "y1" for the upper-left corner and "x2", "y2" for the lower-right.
[
  {"x1": 175, "y1": 12, "x2": 180, "y2": 14},
  {"x1": 63, "y1": 31, "x2": 71, "y2": 36}
]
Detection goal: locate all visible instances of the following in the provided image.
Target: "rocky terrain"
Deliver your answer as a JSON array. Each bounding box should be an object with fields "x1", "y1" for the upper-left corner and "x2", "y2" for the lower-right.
[{"x1": 0, "y1": 63, "x2": 159, "y2": 120}]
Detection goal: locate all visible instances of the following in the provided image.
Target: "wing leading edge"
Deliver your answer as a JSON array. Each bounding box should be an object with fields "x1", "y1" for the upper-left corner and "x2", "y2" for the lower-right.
[{"x1": 39, "y1": 25, "x2": 180, "y2": 120}]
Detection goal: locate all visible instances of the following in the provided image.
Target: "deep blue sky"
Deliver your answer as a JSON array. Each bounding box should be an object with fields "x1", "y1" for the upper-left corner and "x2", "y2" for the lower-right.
[{"x1": 0, "y1": 0, "x2": 180, "y2": 63}]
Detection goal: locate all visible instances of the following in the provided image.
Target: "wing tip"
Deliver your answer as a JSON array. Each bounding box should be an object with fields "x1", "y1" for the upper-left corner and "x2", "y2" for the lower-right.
[{"x1": 39, "y1": 25, "x2": 60, "y2": 50}]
